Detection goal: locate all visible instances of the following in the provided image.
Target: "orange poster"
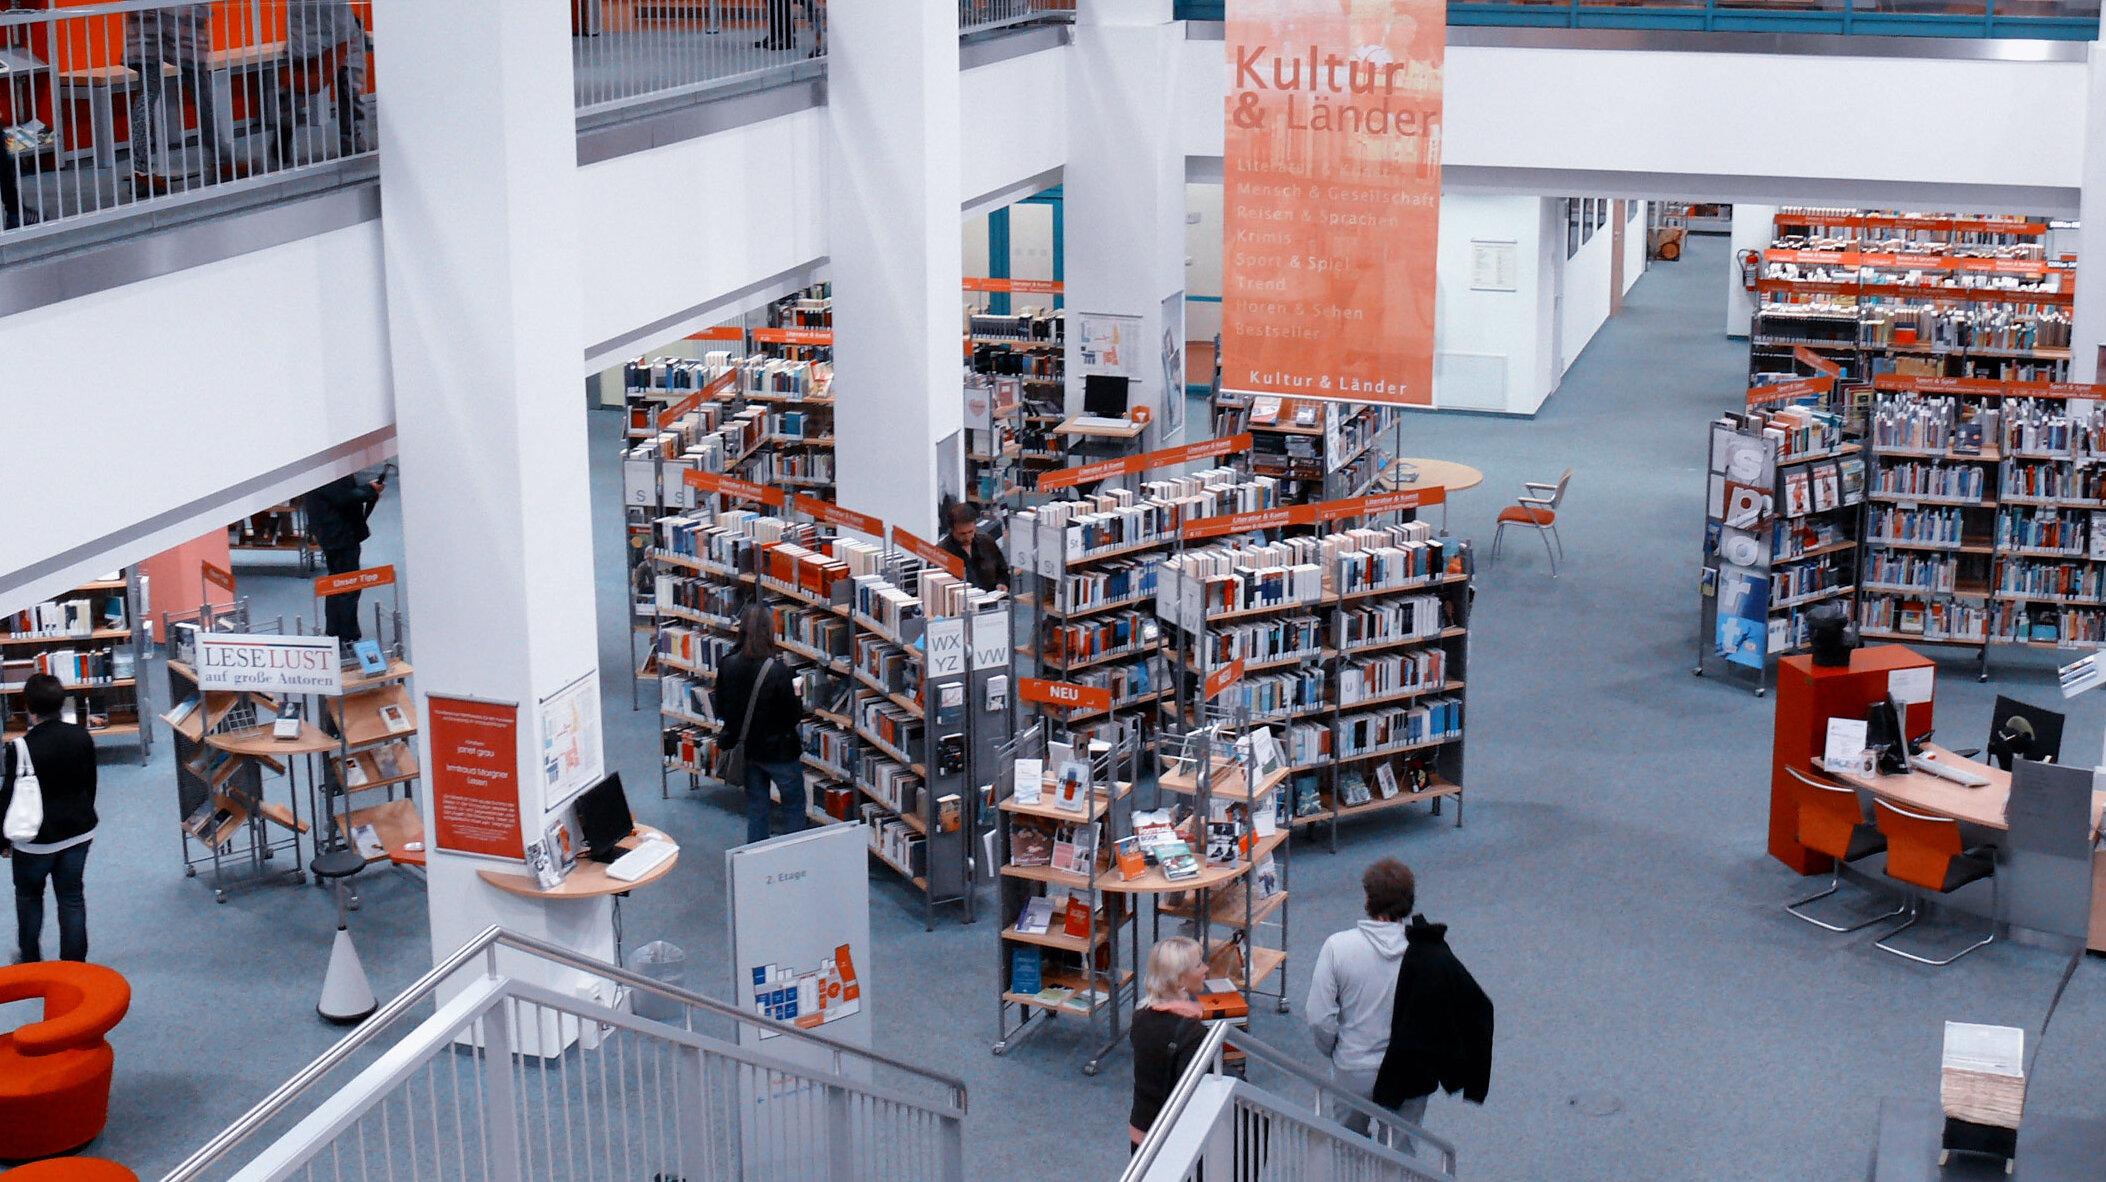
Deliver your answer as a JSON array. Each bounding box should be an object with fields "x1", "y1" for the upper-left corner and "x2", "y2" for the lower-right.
[{"x1": 1222, "y1": 0, "x2": 1445, "y2": 406}]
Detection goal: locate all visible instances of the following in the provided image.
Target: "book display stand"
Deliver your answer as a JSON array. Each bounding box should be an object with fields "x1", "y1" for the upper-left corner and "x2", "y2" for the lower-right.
[
  {"x1": 0, "y1": 568, "x2": 149, "y2": 762},
  {"x1": 1696, "y1": 407, "x2": 1867, "y2": 694},
  {"x1": 1861, "y1": 376, "x2": 2106, "y2": 672},
  {"x1": 991, "y1": 718, "x2": 1144, "y2": 1075},
  {"x1": 647, "y1": 489, "x2": 1012, "y2": 928},
  {"x1": 315, "y1": 594, "x2": 421, "y2": 872},
  {"x1": 1154, "y1": 523, "x2": 1470, "y2": 851},
  {"x1": 1752, "y1": 208, "x2": 2073, "y2": 387},
  {"x1": 1217, "y1": 395, "x2": 1403, "y2": 505},
  {"x1": 162, "y1": 604, "x2": 320, "y2": 903}
]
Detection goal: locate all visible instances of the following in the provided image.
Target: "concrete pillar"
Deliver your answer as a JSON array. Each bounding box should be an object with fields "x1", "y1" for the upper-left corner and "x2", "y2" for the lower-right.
[
  {"x1": 1065, "y1": 0, "x2": 1184, "y2": 448},
  {"x1": 2068, "y1": 42, "x2": 2106, "y2": 383},
  {"x1": 1725, "y1": 204, "x2": 1778, "y2": 341},
  {"x1": 371, "y1": 0, "x2": 614, "y2": 1002},
  {"x1": 830, "y1": 0, "x2": 965, "y2": 535}
]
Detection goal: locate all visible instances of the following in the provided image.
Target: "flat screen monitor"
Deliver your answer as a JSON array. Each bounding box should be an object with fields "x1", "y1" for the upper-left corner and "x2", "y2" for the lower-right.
[
  {"x1": 1865, "y1": 695, "x2": 1910, "y2": 774},
  {"x1": 1083, "y1": 374, "x2": 1130, "y2": 418},
  {"x1": 574, "y1": 773, "x2": 634, "y2": 863}
]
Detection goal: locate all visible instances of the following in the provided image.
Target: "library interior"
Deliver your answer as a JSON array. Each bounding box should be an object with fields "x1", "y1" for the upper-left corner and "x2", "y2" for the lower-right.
[{"x1": 8, "y1": 1, "x2": 2106, "y2": 1180}]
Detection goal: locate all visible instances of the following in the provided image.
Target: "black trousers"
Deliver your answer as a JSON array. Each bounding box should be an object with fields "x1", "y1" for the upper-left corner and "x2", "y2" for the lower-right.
[
  {"x1": 765, "y1": 0, "x2": 794, "y2": 45},
  {"x1": 0, "y1": 148, "x2": 20, "y2": 230},
  {"x1": 324, "y1": 545, "x2": 363, "y2": 641}
]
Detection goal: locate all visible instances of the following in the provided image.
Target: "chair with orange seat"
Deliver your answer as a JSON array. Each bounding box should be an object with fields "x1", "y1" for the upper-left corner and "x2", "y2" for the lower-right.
[
  {"x1": 0, "y1": 962, "x2": 133, "y2": 1159},
  {"x1": 1491, "y1": 468, "x2": 1571, "y2": 576},
  {"x1": 1783, "y1": 766, "x2": 1907, "y2": 932},
  {"x1": 1873, "y1": 799, "x2": 1998, "y2": 965}
]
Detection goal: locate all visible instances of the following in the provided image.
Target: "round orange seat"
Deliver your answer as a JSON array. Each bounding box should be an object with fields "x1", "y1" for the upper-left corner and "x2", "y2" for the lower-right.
[
  {"x1": 1496, "y1": 505, "x2": 1552, "y2": 525},
  {"x1": 0, "y1": 962, "x2": 131, "y2": 1159},
  {"x1": 1, "y1": 1158, "x2": 139, "y2": 1181}
]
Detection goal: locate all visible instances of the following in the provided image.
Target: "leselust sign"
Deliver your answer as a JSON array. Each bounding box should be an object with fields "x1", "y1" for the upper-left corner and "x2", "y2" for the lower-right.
[
  {"x1": 195, "y1": 633, "x2": 343, "y2": 696},
  {"x1": 1222, "y1": 0, "x2": 1444, "y2": 407}
]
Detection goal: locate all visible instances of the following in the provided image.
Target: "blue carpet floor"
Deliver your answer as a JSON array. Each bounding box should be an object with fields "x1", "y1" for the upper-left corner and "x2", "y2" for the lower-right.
[{"x1": 10, "y1": 231, "x2": 2106, "y2": 1180}]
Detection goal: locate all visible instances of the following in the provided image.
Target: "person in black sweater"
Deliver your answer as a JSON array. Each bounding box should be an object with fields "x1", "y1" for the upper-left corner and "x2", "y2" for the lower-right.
[
  {"x1": 1129, "y1": 935, "x2": 1208, "y2": 1151},
  {"x1": 303, "y1": 471, "x2": 385, "y2": 643},
  {"x1": 714, "y1": 604, "x2": 808, "y2": 844},
  {"x1": 939, "y1": 501, "x2": 1008, "y2": 594},
  {"x1": 1371, "y1": 914, "x2": 1494, "y2": 1154},
  {"x1": 3, "y1": 675, "x2": 99, "y2": 963}
]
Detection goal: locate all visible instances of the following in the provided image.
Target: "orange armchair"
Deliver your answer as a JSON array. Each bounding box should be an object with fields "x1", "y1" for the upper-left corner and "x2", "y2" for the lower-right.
[
  {"x1": 1, "y1": 1158, "x2": 139, "y2": 1181},
  {"x1": 1873, "y1": 800, "x2": 1998, "y2": 965},
  {"x1": 0, "y1": 962, "x2": 132, "y2": 1159},
  {"x1": 1783, "y1": 767, "x2": 1905, "y2": 933}
]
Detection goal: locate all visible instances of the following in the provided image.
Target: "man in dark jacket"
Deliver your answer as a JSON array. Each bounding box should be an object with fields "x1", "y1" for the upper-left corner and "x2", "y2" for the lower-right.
[
  {"x1": 304, "y1": 471, "x2": 384, "y2": 643},
  {"x1": 939, "y1": 501, "x2": 1008, "y2": 594},
  {"x1": 3, "y1": 674, "x2": 99, "y2": 962},
  {"x1": 1371, "y1": 914, "x2": 1493, "y2": 1153}
]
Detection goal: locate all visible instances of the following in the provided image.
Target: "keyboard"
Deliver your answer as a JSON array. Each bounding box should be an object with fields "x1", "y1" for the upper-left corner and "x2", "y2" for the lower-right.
[
  {"x1": 607, "y1": 839, "x2": 678, "y2": 882},
  {"x1": 1069, "y1": 415, "x2": 1132, "y2": 431},
  {"x1": 1909, "y1": 754, "x2": 1990, "y2": 788}
]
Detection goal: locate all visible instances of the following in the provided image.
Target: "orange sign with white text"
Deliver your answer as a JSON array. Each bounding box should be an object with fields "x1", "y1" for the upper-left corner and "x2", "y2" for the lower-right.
[{"x1": 1221, "y1": 1, "x2": 1445, "y2": 407}]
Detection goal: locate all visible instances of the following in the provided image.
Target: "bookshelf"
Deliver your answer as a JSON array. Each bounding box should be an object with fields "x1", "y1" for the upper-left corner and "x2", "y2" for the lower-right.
[
  {"x1": 965, "y1": 306, "x2": 1066, "y2": 505},
  {"x1": 1696, "y1": 405, "x2": 1869, "y2": 693},
  {"x1": 0, "y1": 570, "x2": 149, "y2": 762},
  {"x1": 649, "y1": 496, "x2": 1011, "y2": 926},
  {"x1": 1752, "y1": 208, "x2": 2074, "y2": 388},
  {"x1": 322, "y1": 652, "x2": 421, "y2": 855},
  {"x1": 1155, "y1": 525, "x2": 1471, "y2": 850},
  {"x1": 990, "y1": 720, "x2": 1144, "y2": 1075},
  {"x1": 1859, "y1": 376, "x2": 2106, "y2": 669},
  {"x1": 1212, "y1": 396, "x2": 1403, "y2": 504},
  {"x1": 227, "y1": 505, "x2": 313, "y2": 570}
]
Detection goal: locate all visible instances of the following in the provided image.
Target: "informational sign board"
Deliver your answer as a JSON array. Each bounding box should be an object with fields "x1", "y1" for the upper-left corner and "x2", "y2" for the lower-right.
[
  {"x1": 726, "y1": 823, "x2": 873, "y2": 1063},
  {"x1": 313, "y1": 564, "x2": 397, "y2": 599},
  {"x1": 428, "y1": 695, "x2": 523, "y2": 858},
  {"x1": 1205, "y1": 659, "x2": 1247, "y2": 702},
  {"x1": 1076, "y1": 312, "x2": 1142, "y2": 378},
  {"x1": 1222, "y1": 0, "x2": 1446, "y2": 406},
  {"x1": 2003, "y1": 759, "x2": 2096, "y2": 940},
  {"x1": 201, "y1": 560, "x2": 236, "y2": 595},
  {"x1": 1020, "y1": 677, "x2": 1114, "y2": 714},
  {"x1": 194, "y1": 633, "x2": 342, "y2": 696},
  {"x1": 538, "y1": 671, "x2": 605, "y2": 811}
]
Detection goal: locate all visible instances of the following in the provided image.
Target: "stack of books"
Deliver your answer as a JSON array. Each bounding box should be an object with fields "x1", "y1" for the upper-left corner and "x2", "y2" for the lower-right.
[{"x1": 1940, "y1": 1022, "x2": 2025, "y2": 1130}]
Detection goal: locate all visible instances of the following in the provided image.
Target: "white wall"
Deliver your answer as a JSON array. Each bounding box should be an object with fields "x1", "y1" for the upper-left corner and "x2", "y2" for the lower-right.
[
  {"x1": 1432, "y1": 195, "x2": 1548, "y2": 415},
  {"x1": 1183, "y1": 39, "x2": 2085, "y2": 211},
  {"x1": 577, "y1": 108, "x2": 829, "y2": 365},
  {"x1": 1560, "y1": 207, "x2": 1618, "y2": 374},
  {"x1": 1623, "y1": 201, "x2": 1648, "y2": 296},
  {"x1": 1725, "y1": 203, "x2": 1779, "y2": 338},
  {"x1": 1184, "y1": 182, "x2": 1222, "y2": 345},
  {"x1": 960, "y1": 49, "x2": 1069, "y2": 209},
  {"x1": 0, "y1": 222, "x2": 395, "y2": 613}
]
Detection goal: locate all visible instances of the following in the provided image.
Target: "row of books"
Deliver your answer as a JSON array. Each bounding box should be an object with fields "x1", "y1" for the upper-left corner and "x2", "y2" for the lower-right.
[
  {"x1": 654, "y1": 573, "x2": 742, "y2": 623},
  {"x1": 2004, "y1": 462, "x2": 2106, "y2": 503},
  {"x1": 4, "y1": 596, "x2": 124, "y2": 639},
  {"x1": 1780, "y1": 462, "x2": 1858, "y2": 517},
  {"x1": 659, "y1": 671, "x2": 715, "y2": 722},
  {"x1": 854, "y1": 636, "x2": 919, "y2": 698},
  {"x1": 1169, "y1": 549, "x2": 1325, "y2": 615},
  {"x1": 1335, "y1": 595, "x2": 1449, "y2": 651},
  {"x1": 1201, "y1": 616, "x2": 1324, "y2": 670},
  {"x1": 1041, "y1": 611, "x2": 1158, "y2": 664},
  {"x1": 664, "y1": 724, "x2": 716, "y2": 775},
  {"x1": 1776, "y1": 519, "x2": 1851, "y2": 561},
  {"x1": 1860, "y1": 595, "x2": 1988, "y2": 642},
  {"x1": 1869, "y1": 506, "x2": 1966, "y2": 547},
  {"x1": 1995, "y1": 509, "x2": 2100, "y2": 555},
  {"x1": 780, "y1": 607, "x2": 851, "y2": 660},
  {"x1": 2002, "y1": 399, "x2": 2106, "y2": 457},
  {"x1": 1334, "y1": 696, "x2": 1463, "y2": 758},
  {"x1": 856, "y1": 694, "x2": 923, "y2": 757},
  {"x1": 3, "y1": 647, "x2": 134, "y2": 687},
  {"x1": 1338, "y1": 648, "x2": 1446, "y2": 706},
  {"x1": 1216, "y1": 668, "x2": 1328, "y2": 721},
  {"x1": 802, "y1": 722, "x2": 856, "y2": 772},
  {"x1": 1762, "y1": 405, "x2": 1846, "y2": 462},
  {"x1": 1871, "y1": 394, "x2": 1959, "y2": 452},
  {"x1": 1012, "y1": 469, "x2": 1277, "y2": 564},
  {"x1": 1773, "y1": 557, "x2": 1848, "y2": 603},
  {"x1": 1863, "y1": 552, "x2": 1958, "y2": 594},
  {"x1": 864, "y1": 804, "x2": 926, "y2": 878},
  {"x1": 857, "y1": 750, "x2": 921, "y2": 818},
  {"x1": 1046, "y1": 558, "x2": 1157, "y2": 614},
  {"x1": 965, "y1": 308, "x2": 1063, "y2": 342},
  {"x1": 1995, "y1": 604, "x2": 2106, "y2": 647},
  {"x1": 1857, "y1": 306, "x2": 2071, "y2": 352},
  {"x1": 1997, "y1": 560, "x2": 2106, "y2": 603},
  {"x1": 659, "y1": 626, "x2": 732, "y2": 676},
  {"x1": 761, "y1": 452, "x2": 834, "y2": 484},
  {"x1": 1873, "y1": 462, "x2": 1987, "y2": 501},
  {"x1": 1062, "y1": 655, "x2": 1162, "y2": 707}
]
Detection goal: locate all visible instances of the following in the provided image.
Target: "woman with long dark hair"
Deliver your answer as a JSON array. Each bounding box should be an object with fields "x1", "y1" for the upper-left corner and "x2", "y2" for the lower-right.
[{"x1": 714, "y1": 603, "x2": 808, "y2": 843}]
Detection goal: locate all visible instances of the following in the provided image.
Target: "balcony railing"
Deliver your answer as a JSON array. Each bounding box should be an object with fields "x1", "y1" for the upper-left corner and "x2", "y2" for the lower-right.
[
  {"x1": 572, "y1": 0, "x2": 826, "y2": 119},
  {"x1": 1174, "y1": 0, "x2": 2100, "y2": 37},
  {"x1": 961, "y1": 0, "x2": 1076, "y2": 36},
  {"x1": 0, "y1": 0, "x2": 376, "y2": 247}
]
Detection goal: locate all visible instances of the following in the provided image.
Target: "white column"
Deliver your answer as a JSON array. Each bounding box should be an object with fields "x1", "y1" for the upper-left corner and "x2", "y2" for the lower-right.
[
  {"x1": 830, "y1": 0, "x2": 965, "y2": 535},
  {"x1": 371, "y1": 1, "x2": 614, "y2": 994},
  {"x1": 2068, "y1": 42, "x2": 2106, "y2": 383},
  {"x1": 1065, "y1": 0, "x2": 1184, "y2": 447},
  {"x1": 1725, "y1": 204, "x2": 1778, "y2": 341}
]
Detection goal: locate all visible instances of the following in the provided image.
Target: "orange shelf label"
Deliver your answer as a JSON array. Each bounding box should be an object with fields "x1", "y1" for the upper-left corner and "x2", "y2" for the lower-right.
[
  {"x1": 1020, "y1": 677, "x2": 1114, "y2": 712},
  {"x1": 1037, "y1": 434, "x2": 1251, "y2": 492},
  {"x1": 314, "y1": 564, "x2": 396, "y2": 599},
  {"x1": 893, "y1": 528, "x2": 966, "y2": 579},
  {"x1": 1747, "y1": 376, "x2": 1836, "y2": 408},
  {"x1": 793, "y1": 495, "x2": 885, "y2": 539},
  {"x1": 201, "y1": 561, "x2": 236, "y2": 594},
  {"x1": 1204, "y1": 660, "x2": 1247, "y2": 702},
  {"x1": 682, "y1": 469, "x2": 787, "y2": 507},
  {"x1": 752, "y1": 327, "x2": 834, "y2": 346}
]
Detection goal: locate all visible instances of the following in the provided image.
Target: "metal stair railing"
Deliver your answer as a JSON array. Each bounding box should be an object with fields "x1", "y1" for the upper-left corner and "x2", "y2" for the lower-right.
[
  {"x1": 162, "y1": 924, "x2": 967, "y2": 1182},
  {"x1": 1122, "y1": 1023, "x2": 1457, "y2": 1182}
]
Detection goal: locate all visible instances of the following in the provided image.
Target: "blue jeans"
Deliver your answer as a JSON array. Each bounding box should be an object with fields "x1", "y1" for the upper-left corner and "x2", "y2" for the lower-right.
[
  {"x1": 12, "y1": 840, "x2": 89, "y2": 962},
  {"x1": 743, "y1": 759, "x2": 808, "y2": 845}
]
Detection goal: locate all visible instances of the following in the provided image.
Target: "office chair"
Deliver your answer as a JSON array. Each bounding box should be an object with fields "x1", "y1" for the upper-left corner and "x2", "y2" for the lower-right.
[
  {"x1": 1783, "y1": 767, "x2": 1907, "y2": 932},
  {"x1": 1948, "y1": 695, "x2": 2064, "y2": 771},
  {"x1": 1872, "y1": 799, "x2": 1998, "y2": 965},
  {"x1": 1490, "y1": 468, "x2": 1571, "y2": 576}
]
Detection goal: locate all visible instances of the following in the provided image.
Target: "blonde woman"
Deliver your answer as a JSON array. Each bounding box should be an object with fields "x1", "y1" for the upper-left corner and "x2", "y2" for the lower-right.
[{"x1": 1129, "y1": 936, "x2": 1210, "y2": 1150}]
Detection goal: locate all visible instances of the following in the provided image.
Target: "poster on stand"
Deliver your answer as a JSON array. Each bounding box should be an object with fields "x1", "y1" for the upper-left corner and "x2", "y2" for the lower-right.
[
  {"x1": 727, "y1": 823, "x2": 873, "y2": 1065},
  {"x1": 1160, "y1": 292, "x2": 1187, "y2": 442},
  {"x1": 1221, "y1": 0, "x2": 1446, "y2": 406},
  {"x1": 538, "y1": 671, "x2": 604, "y2": 811},
  {"x1": 194, "y1": 633, "x2": 342, "y2": 696}
]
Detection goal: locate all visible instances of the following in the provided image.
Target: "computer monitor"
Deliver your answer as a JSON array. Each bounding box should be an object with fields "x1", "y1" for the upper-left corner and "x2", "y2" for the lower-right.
[
  {"x1": 1083, "y1": 374, "x2": 1130, "y2": 418},
  {"x1": 574, "y1": 773, "x2": 634, "y2": 863},
  {"x1": 1865, "y1": 694, "x2": 1910, "y2": 775},
  {"x1": 1988, "y1": 695, "x2": 2064, "y2": 770}
]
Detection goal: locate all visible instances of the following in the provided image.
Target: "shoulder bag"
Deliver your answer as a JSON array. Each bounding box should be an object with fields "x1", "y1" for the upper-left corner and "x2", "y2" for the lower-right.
[
  {"x1": 3, "y1": 737, "x2": 44, "y2": 844},
  {"x1": 714, "y1": 658, "x2": 777, "y2": 787}
]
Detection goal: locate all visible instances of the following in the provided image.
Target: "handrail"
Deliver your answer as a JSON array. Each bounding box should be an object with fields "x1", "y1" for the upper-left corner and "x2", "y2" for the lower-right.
[
  {"x1": 1124, "y1": 1021, "x2": 1234, "y2": 1180},
  {"x1": 1218, "y1": 1025, "x2": 1461, "y2": 1165},
  {"x1": 161, "y1": 924, "x2": 967, "y2": 1182}
]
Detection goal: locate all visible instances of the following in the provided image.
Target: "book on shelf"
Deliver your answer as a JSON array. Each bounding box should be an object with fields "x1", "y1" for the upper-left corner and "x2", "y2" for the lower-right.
[
  {"x1": 1010, "y1": 946, "x2": 1042, "y2": 994},
  {"x1": 1033, "y1": 985, "x2": 1077, "y2": 1008},
  {"x1": 1054, "y1": 759, "x2": 1089, "y2": 812},
  {"x1": 350, "y1": 823, "x2": 386, "y2": 861},
  {"x1": 1114, "y1": 835, "x2": 1147, "y2": 880},
  {"x1": 378, "y1": 703, "x2": 413, "y2": 735},
  {"x1": 1016, "y1": 896, "x2": 1055, "y2": 934},
  {"x1": 344, "y1": 758, "x2": 369, "y2": 788},
  {"x1": 1012, "y1": 757, "x2": 1042, "y2": 805},
  {"x1": 375, "y1": 746, "x2": 403, "y2": 779},
  {"x1": 1010, "y1": 820, "x2": 1053, "y2": 867},
  {"x1": 1204, "y1": 821, "x2": 1242, "y2": 866},
  {"x1": 1061, "y1": 894, "x2": 1093, "y2": 938},
  {"x1": 1374, "y1": 762, "x2": 1400, "y2": 799},
  {"x1": 1292, "y1": 773, "x2": 1324, "y2": 817},
  {"x1": 353, "y1": 640, "x2": 388, "y2": 676},
  {"x1": 1157, "y1": 841, "x2": 1200, "y2": 881}
]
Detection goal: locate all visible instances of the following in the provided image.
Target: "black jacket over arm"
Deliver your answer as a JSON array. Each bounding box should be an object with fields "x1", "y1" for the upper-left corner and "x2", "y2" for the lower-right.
[
  {"x1": 1372, "y1": 915, "x2": 1494, "y2": 1108},
  {"x1": 1, "y1": 720, "x2": 99, "y2": 853},
  {"x1": 713, "y1": 653, "x2": 804, "y2": 764},
  {"x1": 305, "y1": 476, "x2": 377, "y2": 550}
]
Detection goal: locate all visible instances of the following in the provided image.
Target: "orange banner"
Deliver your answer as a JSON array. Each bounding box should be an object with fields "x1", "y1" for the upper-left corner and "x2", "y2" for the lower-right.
[
  {"x1": 314, "y1": 564, "x2": 396, "y2": 599},
  {"x1": 1222, "y1": 6, "x2": 1444, "y2": 407},
  {"x1": 682, "y1": 468, "x2": 787, "y2": 507},
  {"x1": 1205, "y1": 660, "x2": 1247, "y2": 702},
  {"x1": 1746, "y1": 376, "x2": 1836, "y2": 408},
  {"x1": 427, "y1": 695, "x2": 523, "y2": 859},
  {"x1": 1019, "y1": 677, "x2": 1114, "y2": 713},
  {"x1": 793, "y1": 495, "x2": 885, "y2": 539},
  {"x1": 201, "y1": 561, "x2": 236, "y2": 595},
  {"x1": 894, "y1": 528, "x2": 967, "y2": 580},
  {"x1": 964, "y1": 277, "x2": 1065, "y2": 295},
  {"x1": 1037, "y1": 434, "x2": 1252, "y2": 492},
  {"x1": 1792, "y1": 346, "x2": 1843, "y2": 378},
  {"x1": 752, "y1": 327, "x2": 834, "y2": 346}
]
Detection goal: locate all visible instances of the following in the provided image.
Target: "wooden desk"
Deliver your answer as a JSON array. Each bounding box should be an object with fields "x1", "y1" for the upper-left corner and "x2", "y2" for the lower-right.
[
  {"x1": 1770, "y1": 645, "x2": 1935, "y2": 873},
  {"x1": 1054, "y1": 416, "x2": 1146, "y2": 440},
  {"x1": 477, "y1": 825, "x2": 678, "y2": 899}
]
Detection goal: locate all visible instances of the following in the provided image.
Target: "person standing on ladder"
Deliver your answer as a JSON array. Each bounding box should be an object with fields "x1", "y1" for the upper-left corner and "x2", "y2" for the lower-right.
[{"x1": 303, "y1": 471, "x2": 385, "y2": 647}]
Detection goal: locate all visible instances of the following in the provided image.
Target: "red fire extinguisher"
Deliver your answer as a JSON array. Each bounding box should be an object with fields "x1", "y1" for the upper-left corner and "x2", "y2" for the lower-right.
[{"x1": 1737, "y1": 249, "x2": 1762, "y2": 291}]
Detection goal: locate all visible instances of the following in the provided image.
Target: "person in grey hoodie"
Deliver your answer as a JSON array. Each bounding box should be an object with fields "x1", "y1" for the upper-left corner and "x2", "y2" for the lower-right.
[{"x1": 1306, "y1": 857, "x2": 1418, "y2": 1137}]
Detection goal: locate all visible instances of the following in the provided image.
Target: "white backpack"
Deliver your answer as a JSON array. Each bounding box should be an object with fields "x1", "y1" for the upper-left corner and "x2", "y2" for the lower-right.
[{"x1": 3, "y1": 738, "x2": 43, "y2": 844}]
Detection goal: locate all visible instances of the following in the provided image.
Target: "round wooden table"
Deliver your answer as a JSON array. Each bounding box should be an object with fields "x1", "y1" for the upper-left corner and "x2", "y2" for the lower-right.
[
  {"x1": 479, "y1": 825, "x2": 679, "y2": 966},
  {"x1": 1381, "y1": 459, "x2": 1485, "y2": 531}
]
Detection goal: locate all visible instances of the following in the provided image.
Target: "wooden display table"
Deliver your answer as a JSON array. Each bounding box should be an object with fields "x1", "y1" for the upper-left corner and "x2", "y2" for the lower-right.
[
  {"x1": 1381, "y1": 458, "x2": 1485, "y2": 495},
  {"x1": 477, "y1": 825, "x2": 678, "y2": 899},
  {"x1": 206, "y1": 721, "x2": 337, "y2": 756}
]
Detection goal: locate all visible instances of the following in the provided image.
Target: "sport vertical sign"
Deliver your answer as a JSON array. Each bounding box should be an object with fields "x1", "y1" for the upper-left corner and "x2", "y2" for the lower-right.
[{"x1": 1222, "y1": 0, "x2": 1445, "y2": 407}]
